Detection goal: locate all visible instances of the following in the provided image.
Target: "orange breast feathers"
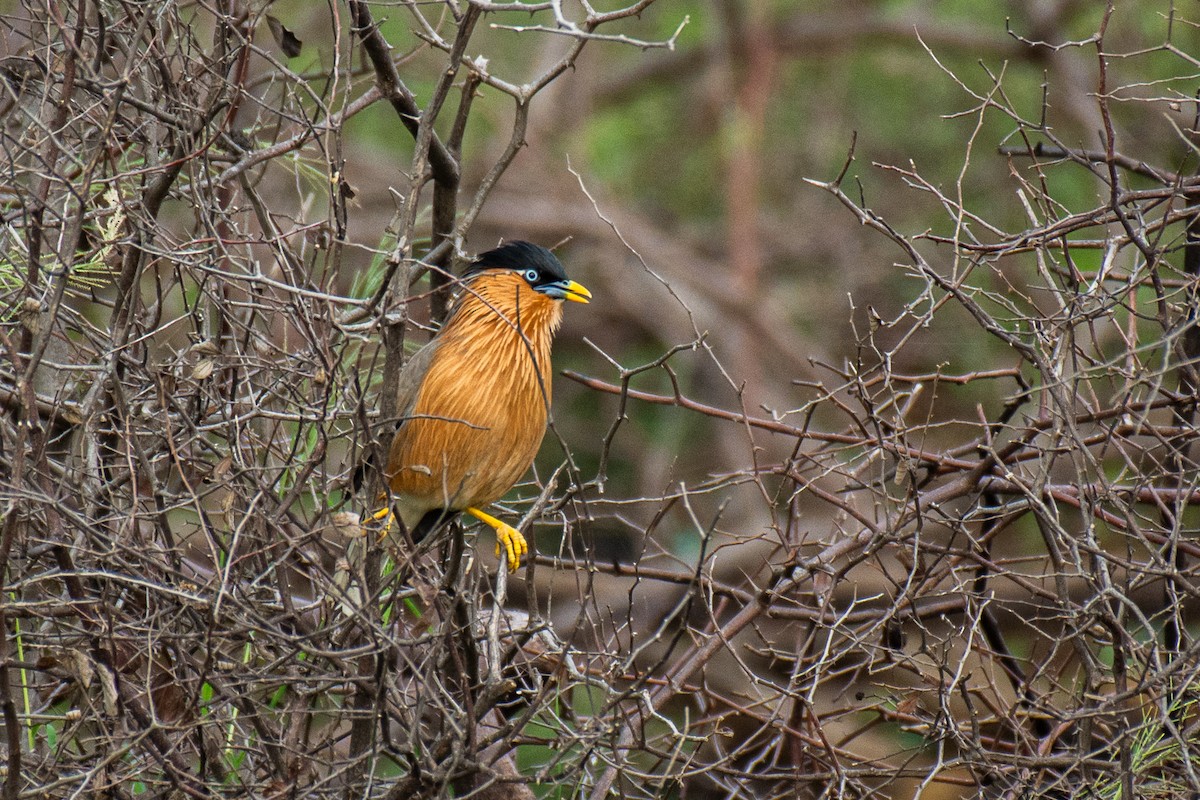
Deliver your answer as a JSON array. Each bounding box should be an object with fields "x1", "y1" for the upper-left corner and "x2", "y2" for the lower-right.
[{"x1": 385, "y1": 271, "x2": 563, "y2": 523}]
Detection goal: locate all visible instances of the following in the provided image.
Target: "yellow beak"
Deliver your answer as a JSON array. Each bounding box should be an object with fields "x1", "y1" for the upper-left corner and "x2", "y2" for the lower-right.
[{"x1": 561, "y1": 279, "x2": 592, "y2": 304}]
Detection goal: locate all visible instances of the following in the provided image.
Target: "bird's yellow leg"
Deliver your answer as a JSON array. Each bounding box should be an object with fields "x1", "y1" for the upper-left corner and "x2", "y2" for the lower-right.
[
  {"x1": 369, "y1": 503, "x2": 394, "y2": 541},
  {"x1": 465, "y1": 507, "x2": 528, "y2": 572}
]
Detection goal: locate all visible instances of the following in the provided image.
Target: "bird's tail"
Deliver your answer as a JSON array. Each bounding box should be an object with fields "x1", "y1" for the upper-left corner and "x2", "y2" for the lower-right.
[{"x1": 411, "y1": 508, "x2": 453, "y2": 542}]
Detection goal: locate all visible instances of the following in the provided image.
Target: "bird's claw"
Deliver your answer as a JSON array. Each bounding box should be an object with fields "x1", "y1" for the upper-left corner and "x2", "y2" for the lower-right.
[
  {"x1": 465, "y1": 506, "x2": 530, "y2": 572},
  {"x1": 368, "y1": 505, "x2": 394, "y2": 541},
  {"x1": 494, "y1": 522, "x2": 528, "y2": 572}
]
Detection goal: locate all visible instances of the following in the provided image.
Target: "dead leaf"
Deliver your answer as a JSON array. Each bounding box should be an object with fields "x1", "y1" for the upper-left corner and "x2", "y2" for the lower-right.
[
  {"x1": 266, "y1": 16, "x2": 302, "y2": 58},
  {"x1": 191, "y1": 358, "x2": 215, "y2": 381},
  {"x1": 98, "y1": 661, "x2": 119, "y2": 715},
  {"x1": 68, "y1": 649, "x2": 93, "y2": 688},
  {"x1": 17, "y1": 297, "x2": 44, "y2": 334},
  {"x1": 210, "y1": 454, "x2": 233, "y2": 481}
]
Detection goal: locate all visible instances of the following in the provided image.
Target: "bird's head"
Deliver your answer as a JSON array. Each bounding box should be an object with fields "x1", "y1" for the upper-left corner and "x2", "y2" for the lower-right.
[{"x1": 463, "y1": 241, "x2": 592, "y2": 304}]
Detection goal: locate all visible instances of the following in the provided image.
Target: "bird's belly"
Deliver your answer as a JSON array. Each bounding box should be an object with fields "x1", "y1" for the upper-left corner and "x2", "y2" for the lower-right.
[{"x1": 387, "y1": 368, "x2": 549, "y2": 517}]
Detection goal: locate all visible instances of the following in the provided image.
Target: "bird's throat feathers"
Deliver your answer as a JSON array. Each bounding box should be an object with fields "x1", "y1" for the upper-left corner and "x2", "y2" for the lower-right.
[{"x1": 448, "y1": 271, "x2": 564, "y2": 350}]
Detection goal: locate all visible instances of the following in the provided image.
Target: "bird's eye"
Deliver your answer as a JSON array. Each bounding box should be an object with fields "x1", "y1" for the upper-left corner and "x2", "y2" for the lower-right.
[{"x1": 523, "y1": 268, "x2": 539, "y2": 283}]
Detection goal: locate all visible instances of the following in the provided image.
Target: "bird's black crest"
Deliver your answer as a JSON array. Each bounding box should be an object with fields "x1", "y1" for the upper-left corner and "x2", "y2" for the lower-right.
[{"x1": 464, "y1": 240, "x2": 569, "y2": 284}]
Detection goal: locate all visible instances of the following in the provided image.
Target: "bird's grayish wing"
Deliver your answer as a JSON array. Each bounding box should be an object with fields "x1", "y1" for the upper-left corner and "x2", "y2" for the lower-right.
[{"x1": 392, "y1": 336, "x2": 440, "y2": 426}]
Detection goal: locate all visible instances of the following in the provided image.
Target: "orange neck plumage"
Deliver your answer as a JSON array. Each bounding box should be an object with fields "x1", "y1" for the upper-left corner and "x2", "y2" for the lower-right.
[{"x1": 440, "y1": 271, "x2": 563, "y2": 374}]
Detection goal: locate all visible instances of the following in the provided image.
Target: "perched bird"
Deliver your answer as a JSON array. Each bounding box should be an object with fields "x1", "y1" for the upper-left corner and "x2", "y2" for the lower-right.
[{"x1": 383, "y1": 241, "x2": 591, "y2": 570}]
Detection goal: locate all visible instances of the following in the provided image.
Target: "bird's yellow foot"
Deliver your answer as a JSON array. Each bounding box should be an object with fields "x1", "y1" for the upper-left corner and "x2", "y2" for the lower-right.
[
  {"x1": 493, "y1": 522, "x2": 528, "y2": 572},
  {"x1": 368, "y1": 504, "x2": 394, "y2": 541},
  {"x1": 466, "y1": 507, "x2": 528, "y2": 572}
]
